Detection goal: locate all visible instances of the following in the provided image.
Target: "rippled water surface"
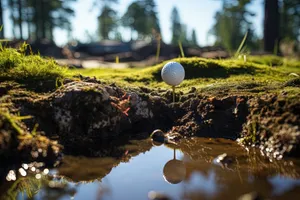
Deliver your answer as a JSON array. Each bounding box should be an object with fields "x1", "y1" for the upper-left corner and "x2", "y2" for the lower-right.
[{"x1": 1, "y1": 138, "x2": 300, "y2": 200}]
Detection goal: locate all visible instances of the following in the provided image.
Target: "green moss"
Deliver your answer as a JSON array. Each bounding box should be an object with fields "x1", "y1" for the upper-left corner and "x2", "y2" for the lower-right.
[
  {"x1": 248, "y1": 55, "x2": 284, "y2": 66},
  {"x1": 2, "y1": 175, "x2": 44, "y2": 199},
  {"x1": 0, "y1": 45, "x2": 69, "y2": 88},
  {"x1": 0, "y1": 109, "x2": 27, "y2": 136},
  {"x1": 71, "y1": 56, "x2": 300, "y2": 96},
  {"x1": 284, "y1": 77, "x2": 300, "y2": 87},
  {"x1": 1, "y1": 45, "x2": 299, "y2": 96},
  {"x1": 248, "y1": 55, "x2": 300, "y2": 68},
  {"x1": 249, "y1": 119, "x2": 259, "y2": 143}
]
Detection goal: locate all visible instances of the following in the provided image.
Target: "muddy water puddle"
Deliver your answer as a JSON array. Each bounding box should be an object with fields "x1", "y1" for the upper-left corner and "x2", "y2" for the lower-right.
[{"x1": 1, "y1": 138, "x2": 300, "y2": 200}]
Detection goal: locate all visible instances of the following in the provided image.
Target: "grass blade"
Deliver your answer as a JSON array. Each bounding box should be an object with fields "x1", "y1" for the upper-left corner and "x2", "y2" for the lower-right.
[
  {"x1": 235, "y1": 31, "x2": 248, "y2": 58},
  {"x1": 178, "y1": 40, "x2": 185, "y2": 58}
]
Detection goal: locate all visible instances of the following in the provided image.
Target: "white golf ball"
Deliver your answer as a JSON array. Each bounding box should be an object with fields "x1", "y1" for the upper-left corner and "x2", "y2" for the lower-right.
[{"x1": 161, "y1": 62, "x2": 185, "y2": 86}]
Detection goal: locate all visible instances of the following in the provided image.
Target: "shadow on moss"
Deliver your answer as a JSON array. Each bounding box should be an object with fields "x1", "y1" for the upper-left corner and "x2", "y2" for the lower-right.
[{"x1": 149, "y1": 58, "x2": 257, "y2": 81}]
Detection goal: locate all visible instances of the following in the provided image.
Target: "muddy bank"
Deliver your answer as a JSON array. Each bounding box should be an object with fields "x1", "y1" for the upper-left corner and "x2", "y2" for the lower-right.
[
  {"x1": 177, "y1": 138, "x2": 300, "y2": 179},
  {"x1": 17, "y1": 79, "x2": 246, "y2": 151},
  {"x1": 240, "y1": 94, "x2": 300, "y2": 158},
  {"x1": 0, "y1": 139, "x2": 153, "y2": 199},
  {"x1": 2, "y1": 137, "x2": 300, "y2": 200},
  {"x1": 16, "y1": 79, "x2": 171, "y2": 155},
  {"x1": 0, "y1": 107, "x2": 62, "y2": 182},
  {"x1": 0, "y1": 77, "x2": 296, "y2": 159}
]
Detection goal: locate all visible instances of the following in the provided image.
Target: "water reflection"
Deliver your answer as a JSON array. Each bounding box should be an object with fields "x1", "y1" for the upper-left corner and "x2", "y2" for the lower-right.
[
  {"x1": 163, "y1": 149, "x2": 186, "y2": 184},
  {"x1": 269, "y1": 176, "x2": 300, "y2": 196},
  {"x1": 0, "y1": 138, "x2": 299, "y2": 200}
]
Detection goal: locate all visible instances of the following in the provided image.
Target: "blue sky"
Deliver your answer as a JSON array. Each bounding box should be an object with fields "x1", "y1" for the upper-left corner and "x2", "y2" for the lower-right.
[{"x1": 3, "y1": 0, "x2": 264, "y2": 46}]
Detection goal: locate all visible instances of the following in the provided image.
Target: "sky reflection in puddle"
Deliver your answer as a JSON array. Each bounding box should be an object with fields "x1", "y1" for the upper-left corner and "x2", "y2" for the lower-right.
[{"x1": 6, "y1": 138, "x2": 300, "y2": 200}]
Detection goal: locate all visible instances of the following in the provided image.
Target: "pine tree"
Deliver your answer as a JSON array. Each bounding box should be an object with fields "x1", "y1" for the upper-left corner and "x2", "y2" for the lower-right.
[
  {"x1": 17, "y1": 0, "x2": 23, "y2": 39},
  {"x1": 95, "y1": 0, "x2": 118, "y2": 40},
  {"x1": 142, "y1": 0, "x2": 161, "y2": 37},
  {"x1": 180, "y1": 24, "x2": 189, "y2": 45},
  {"x1": 170, "y1": 6, "x2": 182, "y2": 45},
  {"x1": 98, "y1": 5, "x2": 117, "y2": 40},
  {"x1": 191, "y1": 29, "x2": 198, "y2": 47},
  {"x1": 8, "y1": 0, "x2": 17, "y2": 38},
  {"x1": 6, "y1": 0, "x2": 76, "y2": 41},
  {"x1": 280, "y1": 0, "x2": 300, "y2": 41},
  {"x1": 32, "y1": 0, "x2": 76, "y2": 41},
  {"x1": 212, "y1": 0, "x2": 257, "y2": 51},
  {"x1": 122, "y1": 0, "x2": 161, "y2": 40},
  {"x1": 122, "y1": 2, "x2": 146, "y2": 39}
]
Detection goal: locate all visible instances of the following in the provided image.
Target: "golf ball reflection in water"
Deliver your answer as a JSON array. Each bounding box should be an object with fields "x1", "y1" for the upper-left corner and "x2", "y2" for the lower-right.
[{"x1": 161, "y1": 62, "x2": 185, "y2": 86}]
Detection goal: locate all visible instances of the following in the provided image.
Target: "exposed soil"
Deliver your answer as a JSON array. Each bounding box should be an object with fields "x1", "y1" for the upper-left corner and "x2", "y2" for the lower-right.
[
  {"x1": 1, "y1": 76, "x2": 299, "y2": 162},
  {"x1": 0, "y1": 107, "x2": 61, "y2": 181},
  {"x1": 240, "y1": 94, "x2": 300, "y2": 158}
]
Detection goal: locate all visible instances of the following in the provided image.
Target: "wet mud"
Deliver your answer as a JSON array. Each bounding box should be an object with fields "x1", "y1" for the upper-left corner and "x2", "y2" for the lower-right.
[{"x1": 0, "y1": 77, "x2": 299, "y2": 177}]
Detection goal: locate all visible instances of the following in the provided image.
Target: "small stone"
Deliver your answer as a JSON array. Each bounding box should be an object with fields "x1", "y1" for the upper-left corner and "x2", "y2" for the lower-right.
[
  {"x1": 150, "y1": 129, "x2": 165, "y2": 143},
  {"x1": 213, "y1": 153, "x2": 234, "y2": 167}
]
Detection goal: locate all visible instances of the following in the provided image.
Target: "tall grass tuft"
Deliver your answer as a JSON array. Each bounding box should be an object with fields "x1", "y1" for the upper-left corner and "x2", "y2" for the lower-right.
[
  {"x1": 178, "y1": 40, "x2": 185, "y2": 58},
  {"x1": 234, "y1": 31, "x2": 248, "y2": 58},
  {"x1": 0, "y1": 43, "x2": 68, "y2": 83},
  {"x1": 156, "y1": 37, "x2": 161, "y2": 62}
]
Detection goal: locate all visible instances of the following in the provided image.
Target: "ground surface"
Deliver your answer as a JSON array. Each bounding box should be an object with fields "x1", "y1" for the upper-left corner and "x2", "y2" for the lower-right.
[{"x1": 0, "y1": 45, "x2": 300, "y2": 172}]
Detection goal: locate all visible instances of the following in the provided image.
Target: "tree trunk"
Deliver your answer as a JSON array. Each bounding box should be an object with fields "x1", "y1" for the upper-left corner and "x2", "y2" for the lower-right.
[
  {"x1": 34, "y1": 0, "x2": 39, "y2": 40},
  {"x1": 264, "y1": 0, "x2": 279, "y2": 53},
  {"x1": 0, "y1": 0, "x2": 4, "y2": 38},
  {"x1": 41, "y1": 0, "x2": 46, "y2": 39},
  {"x1": 25, "y1": 0, "x2": 31, "y2": 40},
  {"x1": 49, "y1": 21, "x2": 53, "y2": 41},
  {"x1": 17, "y1": 0, "x2": 23, "y2": 39},
  {"x1": 8, "y1": 0, "x2": 17, "y2": 38},
  {"x1": 27, "y1": 15, "x2": 31, "y2": 40}
]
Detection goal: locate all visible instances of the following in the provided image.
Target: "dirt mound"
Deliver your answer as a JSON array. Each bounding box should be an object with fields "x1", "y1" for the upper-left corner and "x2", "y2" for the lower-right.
[
  {"x1": 16, "y1": 79, "x2": 247, "y2": 150},
  {"x1": 18, "y1": 78, "x2": 173, "y2": 155},
  {"x1": 2, "y1": 77, "x2": 299, "y2": 159},
  {"x1": 240, "y1": 95, "x2": 300, "y2": 158},
  {"x1": 173, "y1": 95, "x2": 248, "y2": 139}
]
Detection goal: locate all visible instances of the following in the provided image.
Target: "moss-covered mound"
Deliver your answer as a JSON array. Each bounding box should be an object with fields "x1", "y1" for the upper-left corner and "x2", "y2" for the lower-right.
[
  {"x1": 16, "y1": 78, "x2": 175, "y2": 156},
  {"x1": 72, "y1": 56, "x2": 300, "y2": 95},
  {"x1": 143, "y1": 57, "x2": 257, "y2": 80},
  {"x1": 1, "y1": 45, "x2": 300, "y2": 159},
  {"x1": 0, "y1": 45, "x2": 68, "y2": 91},
  {"x1": 247, "y1": 55, "x2": 300, "y2": 67}
]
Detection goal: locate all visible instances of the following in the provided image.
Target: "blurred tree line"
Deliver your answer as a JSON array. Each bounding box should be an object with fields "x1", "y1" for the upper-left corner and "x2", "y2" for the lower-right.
[
  {"x1": 0, "y1": 0, "x2": 200, "y2": 47},
  {"x1": 0, "y1": 0, "x2": 75, "y2": 41},
  {"x1": 105, "y1": 0, "x2": 198, "y2": 46},
  {"x1": 0, "y1": 0, "x2": 299, "y2": 53},
  {"x1": 212, "y1": 0, "x2": 300, "y2": 53},
  {"x1": 211, "y1": 0, "x2": 258, "y2": 52}
]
